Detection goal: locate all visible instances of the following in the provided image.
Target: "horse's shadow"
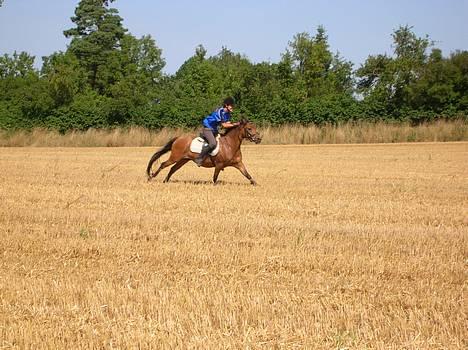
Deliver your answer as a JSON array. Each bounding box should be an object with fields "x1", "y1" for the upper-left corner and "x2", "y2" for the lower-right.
[{"x1": 152, "y1": 179, "x2": 251, "y2": 186}]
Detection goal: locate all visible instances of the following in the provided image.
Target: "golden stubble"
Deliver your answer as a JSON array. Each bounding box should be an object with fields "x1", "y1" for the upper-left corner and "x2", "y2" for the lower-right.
[{"x1": 0, "y1": 143, "x2": 466, "y2": 349}]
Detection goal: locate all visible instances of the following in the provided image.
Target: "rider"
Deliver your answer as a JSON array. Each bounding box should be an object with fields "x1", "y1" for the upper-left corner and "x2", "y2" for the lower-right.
[{"x1": 195, "y1": 97, "x2": 239, "y2": 166}]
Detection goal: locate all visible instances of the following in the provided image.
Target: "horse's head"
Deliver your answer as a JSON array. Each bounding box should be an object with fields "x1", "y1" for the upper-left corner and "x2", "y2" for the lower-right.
[{"x1": 240, "y1": 119, "x2": 262, "y2": 144}]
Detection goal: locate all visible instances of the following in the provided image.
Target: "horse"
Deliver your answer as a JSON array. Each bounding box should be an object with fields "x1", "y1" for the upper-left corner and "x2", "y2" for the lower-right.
[{"x1": 146, "y1": 119, "x2": 262, "y2": 185}]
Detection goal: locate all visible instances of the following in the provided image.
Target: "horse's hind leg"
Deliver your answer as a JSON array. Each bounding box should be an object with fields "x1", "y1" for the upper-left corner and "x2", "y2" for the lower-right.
[
  {"x1": 163, "y1": 159, "x2": 189, "y2": 183},
  {"x1": 150, "y1": 159, "x2": 176, "y2": 180}
]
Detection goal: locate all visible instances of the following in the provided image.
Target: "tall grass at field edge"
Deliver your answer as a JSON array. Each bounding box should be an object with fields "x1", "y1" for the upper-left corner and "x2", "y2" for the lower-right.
[{"x1": 0, "y1": 120, "x2": 466, "y2": 147}]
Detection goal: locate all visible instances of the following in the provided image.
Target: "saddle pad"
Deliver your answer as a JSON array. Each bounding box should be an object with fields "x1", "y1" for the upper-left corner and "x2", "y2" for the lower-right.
[{"x1": 190, "y1": 136, "x2": 220, "y2": 156}]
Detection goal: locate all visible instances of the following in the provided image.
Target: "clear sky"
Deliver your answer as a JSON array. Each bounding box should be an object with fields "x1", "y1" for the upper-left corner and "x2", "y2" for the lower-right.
[{"x1": 0, "y1": 0, "x2": 467, "y2": 74}]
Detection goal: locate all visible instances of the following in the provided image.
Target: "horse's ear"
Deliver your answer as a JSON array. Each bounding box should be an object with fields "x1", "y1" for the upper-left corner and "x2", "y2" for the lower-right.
[{"x1": 240, "y1": 118, "x2": 248, "y2": 125}]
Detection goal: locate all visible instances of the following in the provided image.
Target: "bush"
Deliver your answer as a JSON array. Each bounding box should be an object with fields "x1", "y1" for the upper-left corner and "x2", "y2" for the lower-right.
[{"x1": 46, "y1": 91, "x2": 109, "y2": 132}]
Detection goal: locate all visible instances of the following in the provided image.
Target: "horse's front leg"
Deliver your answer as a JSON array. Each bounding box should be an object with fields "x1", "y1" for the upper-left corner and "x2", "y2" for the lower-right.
[
  {"x1": 213, "y1": 166, "x2": 223, "y2": 184},
  {"x1": 233, "y1": 162, "x2": 257, "y2": 186}
]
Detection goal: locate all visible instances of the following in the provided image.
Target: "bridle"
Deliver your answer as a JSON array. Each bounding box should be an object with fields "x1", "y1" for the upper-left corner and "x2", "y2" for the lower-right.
[{"x1": 244, "y1": 124, "x2": 261, "y2": 143}]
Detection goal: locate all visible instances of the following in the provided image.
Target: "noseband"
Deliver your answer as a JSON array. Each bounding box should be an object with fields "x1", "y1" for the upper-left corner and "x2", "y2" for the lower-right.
[{"x1": 244, "y1": 125, "x2": 258, "y2": 142}]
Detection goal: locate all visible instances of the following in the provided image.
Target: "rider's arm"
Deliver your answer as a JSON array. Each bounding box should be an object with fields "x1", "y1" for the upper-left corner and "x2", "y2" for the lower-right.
[{"x1": 221, "y1": 121, "x2": 239, "y2": 128}]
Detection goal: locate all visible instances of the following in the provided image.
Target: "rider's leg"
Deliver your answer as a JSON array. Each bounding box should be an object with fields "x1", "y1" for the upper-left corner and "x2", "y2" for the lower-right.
[{"x1": 195, "y1": 128, "x2": 216, "y2": 166}]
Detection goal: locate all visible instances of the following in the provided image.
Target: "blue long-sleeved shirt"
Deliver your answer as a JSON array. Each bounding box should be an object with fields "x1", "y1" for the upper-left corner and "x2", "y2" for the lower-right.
[{"x1": 202, "y1": 107, "x2": 231, "y2": 132}]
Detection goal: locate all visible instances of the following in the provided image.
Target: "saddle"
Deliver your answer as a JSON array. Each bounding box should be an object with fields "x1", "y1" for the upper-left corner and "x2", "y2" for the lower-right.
[{"x1": 190, "y1": 134, "x2": 221, "y2": 156}]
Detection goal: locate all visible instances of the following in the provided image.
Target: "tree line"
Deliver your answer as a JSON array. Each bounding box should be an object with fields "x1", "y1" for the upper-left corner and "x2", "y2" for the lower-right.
[{"x1": 0, "y1": 0, "x2": 467, "y2": 132}]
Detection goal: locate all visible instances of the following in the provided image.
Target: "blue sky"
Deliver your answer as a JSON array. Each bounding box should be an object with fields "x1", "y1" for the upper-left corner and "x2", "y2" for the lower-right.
[{"x1": 0, "y1": 0, "x2": 467, "y2": 74}]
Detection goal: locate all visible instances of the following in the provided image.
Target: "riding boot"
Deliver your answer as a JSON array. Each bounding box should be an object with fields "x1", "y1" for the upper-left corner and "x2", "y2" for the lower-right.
[{"x1": 195, "y1": 145, "x2": 211, "y2": 166}]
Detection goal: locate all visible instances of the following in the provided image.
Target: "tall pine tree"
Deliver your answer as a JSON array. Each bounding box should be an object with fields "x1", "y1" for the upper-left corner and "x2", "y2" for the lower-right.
[{"x1": 64, "y1": 0, "x2": 126, "y2": 93}]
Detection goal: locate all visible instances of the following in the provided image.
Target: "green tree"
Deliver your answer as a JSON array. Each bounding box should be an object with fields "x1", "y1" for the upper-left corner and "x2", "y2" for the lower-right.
[
  {"x1": 168, "y1": 46, "x2": 224, "y2": 126},
  {"x1": 407, "y1": 49, "x2": 468, "y2": 115},
  {"x1": 447, "y1": 50, "x2": 468, "y2": 112},
  {"x1": 41, "y1": 51, "x2": 88, "y2": 106},
  {"x1": 0, "y1": 51, "x2": 35, "y2": 78},
  {"x1": 105, "y1": 34, "x2": 166, "y2": 125},
  {"x1": 64, "y1": 0, "x2": 126, "y2": 93},
  {"x1": 0, "y1": 52, "x2": 55, "y2": 129},
  {"x1": 120, "y1": 34, "x2": 165, "y2": 85},
  {"x1": 59, "y1": 0, "x2": 166, "y2": 127},
  {"x1": 357, "y1": 25, "x2": 431, "y2": 118},
  {"x1": 391, "y1": 25, "x2": 431, "y2": 109},
  {"x1": 287, "y1": 26, "x2": 352, "y2": 98},
  {"x1": 209, "y1": 47, "x2": 252, "y2": 105},
  {"x1": 407, "y1": 49, "x2": 454, "y2": 114},
  {"x1": 239, "y1": 62, "x2": 281, "y2": 123}
]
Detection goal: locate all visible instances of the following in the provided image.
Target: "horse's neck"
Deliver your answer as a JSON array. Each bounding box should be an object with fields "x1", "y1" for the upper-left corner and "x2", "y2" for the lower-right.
[{"x1": 221, "y1": 127, "x2": 243, "y2": 150}]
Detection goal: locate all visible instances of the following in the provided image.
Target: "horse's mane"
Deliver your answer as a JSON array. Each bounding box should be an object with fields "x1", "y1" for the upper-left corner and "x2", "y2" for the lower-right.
[
  {"x1": 222, "y1": 124, "x2": 240, "y2": 136},
  {"x1": 222, "y1": 119, "x2": 249, "y2": 136}
]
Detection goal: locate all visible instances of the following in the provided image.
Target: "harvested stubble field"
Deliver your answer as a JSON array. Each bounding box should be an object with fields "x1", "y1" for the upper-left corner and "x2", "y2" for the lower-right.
[{"x1": 0, "y1": 142, "x2": 466, "y2": 349}]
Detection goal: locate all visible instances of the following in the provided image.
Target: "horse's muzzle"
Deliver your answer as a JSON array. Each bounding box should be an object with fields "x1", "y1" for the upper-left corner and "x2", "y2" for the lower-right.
[{"x1": 252, "y1": 134, "x2": 262, "y2": 144}]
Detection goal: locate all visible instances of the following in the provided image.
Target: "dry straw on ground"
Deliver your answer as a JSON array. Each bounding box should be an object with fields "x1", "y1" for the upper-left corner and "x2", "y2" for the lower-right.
[{"x1": 0, "y1": 142, "x2": 466, "y2": 348}]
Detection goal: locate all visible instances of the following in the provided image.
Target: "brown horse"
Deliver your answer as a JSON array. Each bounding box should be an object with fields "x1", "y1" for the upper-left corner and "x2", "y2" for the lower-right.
[{"x1": 146, "y1": 120, "x2": 262, "y2": 185}]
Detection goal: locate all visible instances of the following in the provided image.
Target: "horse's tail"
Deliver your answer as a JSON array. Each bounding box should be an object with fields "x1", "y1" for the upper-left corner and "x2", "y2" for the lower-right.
[{"x1": 146, "y1": 137, "x2": 177, "y2": 179}]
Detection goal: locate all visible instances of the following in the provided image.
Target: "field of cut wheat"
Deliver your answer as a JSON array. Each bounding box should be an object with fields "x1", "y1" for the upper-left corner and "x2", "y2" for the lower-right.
[{"x1": 0, "y1": 142, "x2": 467, "y2": 349}]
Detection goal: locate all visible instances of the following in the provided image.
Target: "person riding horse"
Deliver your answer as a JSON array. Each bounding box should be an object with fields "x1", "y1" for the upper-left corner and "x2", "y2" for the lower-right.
[
  {"x1": 195, "y1": 97, "x2": 239, "y2": 166},
  {"x1": 146, "y1": 114, "x2": 262, "y2": 185}
]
